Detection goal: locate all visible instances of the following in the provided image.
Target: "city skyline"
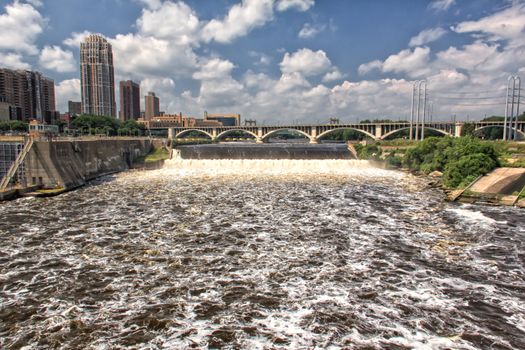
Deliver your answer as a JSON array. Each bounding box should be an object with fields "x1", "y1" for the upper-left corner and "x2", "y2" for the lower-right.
[{"x1": 0, "y1": 0, "x2": 524, "y2": 122}]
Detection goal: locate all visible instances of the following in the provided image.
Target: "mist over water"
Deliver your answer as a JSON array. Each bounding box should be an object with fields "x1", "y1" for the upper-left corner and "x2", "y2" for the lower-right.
[{"x1": 1, "y1": 158, "x2": 524, "y2": 349}]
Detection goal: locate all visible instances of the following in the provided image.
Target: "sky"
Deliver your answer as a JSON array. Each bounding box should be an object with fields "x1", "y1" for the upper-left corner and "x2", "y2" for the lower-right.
[{"x1": 0, "y1": 0, "x2": 524, "y2": 124}]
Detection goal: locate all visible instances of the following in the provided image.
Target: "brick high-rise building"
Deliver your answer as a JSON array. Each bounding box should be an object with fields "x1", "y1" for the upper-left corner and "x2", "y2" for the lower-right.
[
  {"x1": 0, "y1": 68, "x2": 56, "y2": 122},
  {"x1": 119, "y1": 80, "x2": 140, "y2": 121},
  {"x1": 80, "y1": 34, "x2": 116, "y2": 117},
  {"x1": 145, "y1": 92, "x2": 159, "y2": 120}
]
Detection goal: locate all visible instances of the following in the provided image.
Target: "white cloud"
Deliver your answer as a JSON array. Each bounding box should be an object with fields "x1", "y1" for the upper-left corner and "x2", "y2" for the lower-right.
[
  {"x1": 358, "y1": 59, "x2": 382, "y2": 75},
  {"x1": 322, "y1": 69, "x2": 344, "y2": 82},
  {"x1": 63, "y1": 30, "x2": 92, "y2": 48},
  {"x1": 453, "y1": 4, "x2": 525, "y2": 45},
  {"x1": 39, "y1": 45, "x2": 76, "y2": 73},
  {"x1": 202, "y1": 0, "x2": 274, "y2": 43},
  {"x1": 275, "y1": 0, "x2": 314, "y2": 12},
  {"x1": 429, "y1": 0, "x2": 455, "y2": 12},
  {"x1": 409, "y1": 27, "x2": 447, "y2": 47},
  {"x1": 193, "y1": 58, "x2": 235, "y2": 80},
  {"x1": 298, "y1": 23, "x2": 325, "y2": 39},
  {"x1": 280, "y1": 48, "x2": 333, "y2": 76},
  {"x1": 382, "y1": 47, "x2": 431, "y2": 77},
  {"x1": 137, "y1": 1, "x2": 200, "y2": 45},
  {"x1": 110, "y1": 33, "x2": 198, "y2": 79},
  {"x1": 0, "y1": 1, "x2": 45, "y2": 54},
  {"x1": 0, "y1": 52, "x2": 31, "y2": 70},
  {"x1": 55, "y1": 79, "x2": 81, "y2": 113}
]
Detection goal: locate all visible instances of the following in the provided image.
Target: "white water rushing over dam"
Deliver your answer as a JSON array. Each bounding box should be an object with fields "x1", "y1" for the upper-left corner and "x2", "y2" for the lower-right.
[{"x1": 1, "y1": 157, "x2": 525, "y2": 349}]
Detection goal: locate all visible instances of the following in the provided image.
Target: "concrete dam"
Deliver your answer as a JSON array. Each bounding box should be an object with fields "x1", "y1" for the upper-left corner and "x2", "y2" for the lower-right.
[
  {"x1": 0, "y1": 138, "x2": 153, "y2": 197},
  {"x1": 176, "y1": 143, "x2": 355, "y2": 160}
]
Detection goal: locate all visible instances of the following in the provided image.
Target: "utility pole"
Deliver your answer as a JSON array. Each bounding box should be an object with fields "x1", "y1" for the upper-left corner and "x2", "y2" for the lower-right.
[
  {"x1": 410, "y1": 83, "x2": 416, "y2": 140},
  {"x1": 422, "y1": 84, "x2": 428, "y2": 140},
  {"x1": 504, "y1": 76, "x2": 521, "y2": 141},
  {"x1": 413, "y1": 80, "x2": 427, "y2": 141}
]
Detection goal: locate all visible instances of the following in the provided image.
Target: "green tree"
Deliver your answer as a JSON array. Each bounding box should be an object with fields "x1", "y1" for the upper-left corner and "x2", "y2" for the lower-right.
[
  {"x1": 461, "y1": 122, "x2": 475, "y2": 136},
  {"x1": 72, "y1": 114, "x2": 121, "y2": 135}
]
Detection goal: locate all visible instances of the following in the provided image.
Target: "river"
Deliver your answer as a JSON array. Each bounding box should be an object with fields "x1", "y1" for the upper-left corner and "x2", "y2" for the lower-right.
[{"x1": 0, "y1": 158, "x2": 524, "y2": 349}]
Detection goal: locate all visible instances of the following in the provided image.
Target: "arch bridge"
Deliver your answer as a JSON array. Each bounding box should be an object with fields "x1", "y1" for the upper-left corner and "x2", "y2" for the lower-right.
[{"x1": 157, "y1": 121, "x2": 524, "y2": 143}]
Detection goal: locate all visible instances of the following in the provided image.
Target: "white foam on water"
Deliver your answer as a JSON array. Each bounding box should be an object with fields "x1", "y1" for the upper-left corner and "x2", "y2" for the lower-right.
[
  {"x1": 446, "y1": 207, "x2": 499, "y2": 226},
  {"x1": 157, "y1": 155, "x2": 403, "y2": 179}
]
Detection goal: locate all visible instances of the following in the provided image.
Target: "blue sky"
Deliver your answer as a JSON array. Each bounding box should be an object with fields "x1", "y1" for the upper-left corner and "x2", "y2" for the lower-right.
[{"x1": 1, "y1": 0, "x2": 524, "y2": 123}]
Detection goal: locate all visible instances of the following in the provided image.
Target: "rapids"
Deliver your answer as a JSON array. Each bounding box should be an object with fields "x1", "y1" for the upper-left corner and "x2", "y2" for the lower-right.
[{"x1": 0, "y1": 158, "x2": 524, "y2": 349}]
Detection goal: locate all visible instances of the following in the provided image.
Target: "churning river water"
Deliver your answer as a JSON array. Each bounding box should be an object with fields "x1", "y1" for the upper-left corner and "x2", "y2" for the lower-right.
[{"x1": 1, "y1": 158, "x2": 524, "y2": 349}]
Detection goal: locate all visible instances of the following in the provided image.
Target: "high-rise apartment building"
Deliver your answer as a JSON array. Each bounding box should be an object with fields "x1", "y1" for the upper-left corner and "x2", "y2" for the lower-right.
[
  {"x1": 119, "y1": 80, "x2": 140, "y2": 121},
  {"x1": 0, "y1": 68, "x2": 56, "y2": 122},
  {"x1": 80, "y1": 34, "x2": 116, "y2": 117},
  {"x1": 145, "y1": 92, "x2": 159, "y2": 120}
]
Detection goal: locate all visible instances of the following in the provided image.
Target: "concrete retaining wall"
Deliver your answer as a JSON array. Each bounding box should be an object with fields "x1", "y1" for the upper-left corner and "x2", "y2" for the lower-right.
[{"x1": 24, "y1": 138, "x2": 152, "y2": 189}]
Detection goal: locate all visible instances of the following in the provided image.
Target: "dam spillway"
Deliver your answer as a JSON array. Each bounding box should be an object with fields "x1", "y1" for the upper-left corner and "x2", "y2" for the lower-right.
[{"x1": 176, "y1": 143, "x2": 354, "y2": 160}]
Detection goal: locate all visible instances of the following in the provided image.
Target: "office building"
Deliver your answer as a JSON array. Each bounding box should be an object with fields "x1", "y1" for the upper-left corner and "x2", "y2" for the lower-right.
[
  {"x1": 80, "y1": 34, "x2": 116, "y2": 117},
  {"x1": 68, "y1": 101, "x2": 82, "y2": 115},
  {"x1": 145, "y1": 92, "x2": 159, "y2": 120},
  {"x1": 204, "y1": 112, "x2": 241, "y2": 126},
  {"x1": 0, "y1": 68, "x2": 56, "y2": 122},
  {"x1": 119, "y1": 80, "x2": 140, "y2": 121}
]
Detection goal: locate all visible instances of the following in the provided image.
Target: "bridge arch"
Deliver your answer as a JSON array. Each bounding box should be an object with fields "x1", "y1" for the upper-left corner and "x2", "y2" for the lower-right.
[
  {"x1": 317, "y1": 127, "x2": 375, "y2": 141},
  {"x1": 216, "y1": 129, "x2": 257, "y2": 140},
  {"x1": 474, "y1": 125, "x2": 525, "y2": 139},
  {"x1": 380, "y1": 127, "x2": 452, "y2": 140},
  {"x1": 261, "y1": 128, "x2": 312, "y2": 141},
  {"x1": 175, "y1": 129, "x2": 213, "y2": 139}
]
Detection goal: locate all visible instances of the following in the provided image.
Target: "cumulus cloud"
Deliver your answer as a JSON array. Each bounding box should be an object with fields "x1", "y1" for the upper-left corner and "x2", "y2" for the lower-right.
[
  {"x1": 110, "y1": 33, "x2": 198, "y2": 79},
  {"x1": 202, "y1": 0, "x2": 274, "y2": 43},
  {"x1": 63, "y1": 30, "x2": 92, "y2": 47},
  {"x1": 39, "y1": 45, "x2": 76, "y2": 73},
  {"x1": 280, "y1": 48, "x2": 333, "y2": 76},
  {"x1": 275, "y1": 0, "x2": 314, "y2": 12},
  {"x1": 322, "y1": 69, "x2": 344, "y2": 82},
  {"x1": 0, "y1": 1, "x2": 45, "y2": 54},
  {"x1": 0, "y1": 52, "x2": 31, "y2": 70},
  {"x1": 409, "y1": 27, "x2": 447, "y2": 47},
  {"x1": 429, "y1": 0, "x2": 455, "y2": 12},
  {"x1": 192, "y1": 58, "x2": 235, "y2": 80},
  {"x1": 358, "y1": 60, "x2": 382, "y2": 75},
  {"x1": 298, "y1": 23, "x2": 325, "y2": 39},
  {"x1": 453, "y1": 3, "x2": 525, "y2": 45},
  {"x1": 137, "y1": 1, "x2": 200, "y2": 45},
  {"x1": 382, "y1": 47, "x2": 431, "y2": 77},
  {"x1": 55, "y1": 79, "x2": 81, "y2": 113}
]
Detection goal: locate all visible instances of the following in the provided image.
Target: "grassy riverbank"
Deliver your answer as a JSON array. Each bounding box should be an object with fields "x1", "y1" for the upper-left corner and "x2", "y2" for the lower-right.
[{"x1": 355, "y1": 137, "x2": 525, "y2": 189}]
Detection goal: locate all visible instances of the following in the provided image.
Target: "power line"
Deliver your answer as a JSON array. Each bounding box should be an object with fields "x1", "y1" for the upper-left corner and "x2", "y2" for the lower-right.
[
  {"x1": 446, "y1": 102, "x2": 506, "y2": 106},
  {"x1": 432, "y1": 96, "x2": 506, "y2": 100}
]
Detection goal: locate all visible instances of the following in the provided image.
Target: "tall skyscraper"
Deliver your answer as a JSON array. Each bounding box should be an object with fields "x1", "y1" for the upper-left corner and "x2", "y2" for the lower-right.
[
  {"x1": 80, "y1": 34, "x2": 116, "y2": 117},
  {"x1": 0, "y1": 68, "x2": 56, "y2": 122},
  {"x1": 145, "y1": 92, "x2": 160, "y2": 120},
  {"x1": 119, "y1": 80, "x2": 140, "y2": 121}
]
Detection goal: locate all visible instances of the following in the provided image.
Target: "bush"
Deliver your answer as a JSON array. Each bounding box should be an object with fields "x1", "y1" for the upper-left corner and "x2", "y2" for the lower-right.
[
  {"x1": 357, "y1": 144, "x2": 382, "y2": 160},
  {"x1": 443, "y1": 153, "x2": 497, "y2": 188},
  {"x1": 401, "y1": 136, "x2": 500, "y2": 188}
]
